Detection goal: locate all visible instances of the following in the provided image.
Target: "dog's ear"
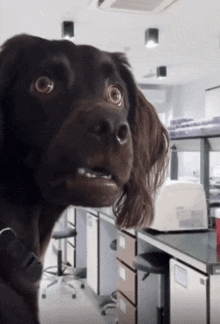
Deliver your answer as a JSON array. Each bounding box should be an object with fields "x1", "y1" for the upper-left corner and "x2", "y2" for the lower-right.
[
  {"x1": 113, "y1": 64, "x2": 170, "y2": 228},
  {"x1": 0, "y1": 44, "x2": 9, "y2": 151},
  {"x1": 0, "y1": 35, "x2": 22, "y2": 151},
  {"x1": 0, "y1": 34, "x2": 33, "y2": 151},
  {"x1": 0, "y1": 35, "x2": 25, "y2": 95}
]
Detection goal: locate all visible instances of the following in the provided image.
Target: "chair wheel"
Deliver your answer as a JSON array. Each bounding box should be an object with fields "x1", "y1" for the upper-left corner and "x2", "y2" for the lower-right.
[
  {"x1": 81, "y1": 284, "x2": 85, "y2": 289},
  {"x1": 42, "y1": 294, "x2": 46, "y2": 299},
  {"x1": 72, "y1": 294, "x2": 76, "y2": 299},
  {"x1": 101, "y1": 310, "x2": 106, "y2": 316}
]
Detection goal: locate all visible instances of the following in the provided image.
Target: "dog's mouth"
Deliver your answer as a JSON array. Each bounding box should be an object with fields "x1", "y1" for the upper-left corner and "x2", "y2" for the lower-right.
[
  {"x1": 77, "y1": 167, "x2": 113, "y2": 180},
  {"x1": 45, "y1": 164, "x2": 121, "y2": 207},
  {"x1": 50, "y1": 167, "x2": 118, "y2": 189},
  {"x1": 66, "y1": 165, "x2": 118, "y2": 193},
  {"x1": 50, "y1": 166, "x2": 115, "y2": 186}
]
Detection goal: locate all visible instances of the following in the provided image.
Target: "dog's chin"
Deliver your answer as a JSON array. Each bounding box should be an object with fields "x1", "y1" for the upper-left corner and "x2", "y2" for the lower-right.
[{"x1": 39, "y1": 172, "x2": 123, "y2": 208}]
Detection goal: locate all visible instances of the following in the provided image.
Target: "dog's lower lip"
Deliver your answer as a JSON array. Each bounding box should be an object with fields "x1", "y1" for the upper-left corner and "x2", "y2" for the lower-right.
[{"x1": 66, "y1": 172, "x2": 118, "y2": 194}]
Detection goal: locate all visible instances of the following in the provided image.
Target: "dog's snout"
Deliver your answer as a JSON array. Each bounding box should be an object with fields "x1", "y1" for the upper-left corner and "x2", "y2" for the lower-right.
[{"x1": 88, "y1": 113, "x2": 130, "y2": 145}]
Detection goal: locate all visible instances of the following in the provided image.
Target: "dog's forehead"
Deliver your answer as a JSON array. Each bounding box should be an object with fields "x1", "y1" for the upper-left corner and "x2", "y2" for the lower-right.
[
  {"x1": 49, "y1": 43, "x2": 119, "y2": 85},
  {"x1": 36, "y1": 41, "x2": 116, "y2": 76},
  {"x1": 76, "y1": 44, "x2": 111, "y2": 61},
  {"x1": 69, "y1": 43, "x2": 116, "y2": 73}
]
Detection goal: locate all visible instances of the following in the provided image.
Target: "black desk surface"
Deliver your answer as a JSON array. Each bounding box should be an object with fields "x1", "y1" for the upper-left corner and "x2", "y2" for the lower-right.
[{"x1": 138, "y1": 229, "x2": 220, "y2": 275}]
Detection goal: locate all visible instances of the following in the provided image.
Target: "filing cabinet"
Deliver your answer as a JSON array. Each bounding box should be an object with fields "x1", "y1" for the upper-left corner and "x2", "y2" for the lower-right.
[
  {"x1": 65, "y1": 206, "x2": 76, "y2": 267},
  {"x1": 87, "y1": 211, "x2": 99, "y2": 294},
  {"x1": 117, "y1": 230, "x2": 137, "y2": 324},
  {"x1": 65, "y1": 206, "x2": 87, "y2": 269},
  {"x1": 86, "y1": 209, "x2": 118, "y2": 296}
]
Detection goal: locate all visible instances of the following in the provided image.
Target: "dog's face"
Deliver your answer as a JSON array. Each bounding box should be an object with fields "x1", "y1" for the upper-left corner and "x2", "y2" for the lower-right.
[{"x1": 0, "y1": 34, "x2": 169, "y2": 228}]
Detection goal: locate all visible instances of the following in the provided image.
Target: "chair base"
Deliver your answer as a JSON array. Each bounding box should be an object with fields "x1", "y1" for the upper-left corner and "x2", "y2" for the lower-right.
[
  {"x1": 100, "y1": 290, "x2": 117, "y2": 316},
  {"x1": 41, "y1": 275, "x2": 77, "y2": 299},
  {"x1": 41, "y1": 265, "x2": 86, "y2": 299},
  {"x1": 100, "y1": 302, "x2": 117, "y2": 316}
]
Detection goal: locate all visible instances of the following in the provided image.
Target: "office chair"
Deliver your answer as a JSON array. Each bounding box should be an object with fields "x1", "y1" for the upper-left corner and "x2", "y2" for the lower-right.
[
  {"x1": 100, "y1": 239, "x2": 118, "y2": 316},
  {"x1": 41, "y1": 225, "x2": 85, "y2": 299},
  {"x1": 133, "y1": 252, "x2": 170, "y2": 324}
]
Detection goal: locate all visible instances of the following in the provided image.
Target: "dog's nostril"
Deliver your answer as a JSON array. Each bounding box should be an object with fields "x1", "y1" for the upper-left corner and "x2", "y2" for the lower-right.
[{"x1": 116, "y1": 123, "x2": 129, "y2": 145}]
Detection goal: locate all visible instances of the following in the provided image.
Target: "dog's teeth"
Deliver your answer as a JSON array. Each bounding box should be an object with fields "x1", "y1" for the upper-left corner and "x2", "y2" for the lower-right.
[
  {"x1": 77, "y1": 167, "x2": 112, "y2": 180},
  {"x1": 85, "y1": 172, "x2": 97, "y2": 178},
  {"x1": 101, "y1": 175, "x2": 112, "y2": 180},
  {"x1": 78, "y1": 168, "x2": 96, "y2": 178},
  {"x1": 78, "y1": 168, "x2": 86, "y2": 175}
]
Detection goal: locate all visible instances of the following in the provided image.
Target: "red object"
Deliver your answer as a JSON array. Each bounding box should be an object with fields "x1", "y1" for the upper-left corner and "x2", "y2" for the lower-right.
[
  {"x1": 217, "y1": 218, "x2": 220, "y2": 245},
  {"x1": 216, "y1": 219, "x2": 220, "y2": 257}
]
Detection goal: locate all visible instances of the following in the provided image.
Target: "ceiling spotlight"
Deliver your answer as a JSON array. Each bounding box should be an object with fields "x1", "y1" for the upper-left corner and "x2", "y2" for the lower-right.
[
  {"x1": 145, "y1": 28, "x2": 159, "y2": 48},
  {"x1": 157, "y1": 66, "x2": 167, "y2": 78},
  {"x1": 62, "y1": 21, "x2": 74, "y2": 39}
]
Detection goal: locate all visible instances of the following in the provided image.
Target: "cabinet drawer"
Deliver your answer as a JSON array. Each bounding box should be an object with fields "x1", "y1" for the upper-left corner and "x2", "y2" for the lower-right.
[
  {"x1": 117, "y1": 291, "x2": 137, "y2": 324},
  {"x1": 117, "y1": 232, "x2": 136, "y2": 269},
  {"x1": 118, "y1": 261, "x2": 137, "y2": 305}
]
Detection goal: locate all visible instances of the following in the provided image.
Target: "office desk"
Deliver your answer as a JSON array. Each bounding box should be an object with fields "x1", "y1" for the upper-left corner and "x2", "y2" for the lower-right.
[
  {"x1": 83, "y1": 206, "x2": 220, "y2": 323},
  {"x1": 138, "y1": 229, "x2": 220, "y2": 274},
  {"x1": 138, "y1": 229, "x2": 220, "y2": 324}
]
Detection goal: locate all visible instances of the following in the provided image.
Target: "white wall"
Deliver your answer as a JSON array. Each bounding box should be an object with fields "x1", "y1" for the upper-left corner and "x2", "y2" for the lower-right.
[
  {"x1": 170, "y1": 72, "x2": 220, "y2": 121},
  {"x1": 139, "y1": 84, "x2": 173, "y2": 126},
  {"x1": 167, "y1": 72, "x2": 220, "y2": 180},
  {"x1": 139, "y1": 71, "x2": 220, "y2": 128}
]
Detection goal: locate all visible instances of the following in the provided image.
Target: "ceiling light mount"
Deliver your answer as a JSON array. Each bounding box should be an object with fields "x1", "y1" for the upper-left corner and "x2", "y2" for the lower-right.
[
  {"x1": 157, "y1": 66, "x2": 167, "y2": 78},
  {"x1": 145, "y1": 28, "x2": 159, "y2": 48},
  {"x1": 62, "y1": 21, "x2": 74, "y2": 39}
]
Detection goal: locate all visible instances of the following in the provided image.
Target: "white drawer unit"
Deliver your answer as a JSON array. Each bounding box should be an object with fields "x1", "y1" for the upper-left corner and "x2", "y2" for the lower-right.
[
  {"x1": 86, "y1": 212, "x2": 99, "y2": 294},
  {"x1": 170, "y1": 258, "x2": 208, "y2": 324}
]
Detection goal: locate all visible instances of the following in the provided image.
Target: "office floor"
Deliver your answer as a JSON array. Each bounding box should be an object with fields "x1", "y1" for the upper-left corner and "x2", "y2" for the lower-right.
[{"x1": 39, "y1": 241, "x2": 116, "y2": 324}]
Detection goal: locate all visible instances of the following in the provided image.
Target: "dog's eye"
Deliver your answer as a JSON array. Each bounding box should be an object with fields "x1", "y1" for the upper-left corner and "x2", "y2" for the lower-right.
[
  {"x1": 107, "y1": 86, "x2": 123, "y2": 106},
  {"x1": 35, "y1": 76, "x2": 54, "y2": 94}
]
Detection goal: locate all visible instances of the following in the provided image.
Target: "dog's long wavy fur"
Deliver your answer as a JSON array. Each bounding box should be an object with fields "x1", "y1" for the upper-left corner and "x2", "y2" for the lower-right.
[
  {"x1": 0, "y1": 34, "x2": 169, "y2": 323},
  {"x1": 105, "y1": 52, "x2": 169, "y2": 228}
]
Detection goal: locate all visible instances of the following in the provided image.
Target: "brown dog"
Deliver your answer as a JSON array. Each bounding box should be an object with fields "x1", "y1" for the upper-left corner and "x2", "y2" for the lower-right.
[{"x1": 0, "y1": 34, "x2": 169, "y2": 323}]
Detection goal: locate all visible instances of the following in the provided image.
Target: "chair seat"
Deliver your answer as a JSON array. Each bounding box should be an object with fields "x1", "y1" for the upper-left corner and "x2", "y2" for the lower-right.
[
  {"x1": 133, "y1": 252, "x2": 169, "y2": 274},
  {"x1": 109, "y1": 239, "x2": 117, "y2": 251},
  {"x1": 52, "y1": 227, "x2": 77, "y2": 239}
]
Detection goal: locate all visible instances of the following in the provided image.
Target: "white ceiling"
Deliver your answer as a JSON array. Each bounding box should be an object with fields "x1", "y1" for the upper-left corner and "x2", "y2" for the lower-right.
[{"x1": 1, "y1": 0, "x2": 220, "y2": 85}]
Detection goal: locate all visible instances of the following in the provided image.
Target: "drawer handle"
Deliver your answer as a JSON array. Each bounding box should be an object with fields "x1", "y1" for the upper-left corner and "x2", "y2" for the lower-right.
[
  {"x1": 119, "y1": 265, "x2": 126, "y2": 281},
  {"x1": 119, "y1": 298, "x2": 127, "y2": 313},
  {"x1": 119, "y1": 234, "x2": 126, "y2": 249}
]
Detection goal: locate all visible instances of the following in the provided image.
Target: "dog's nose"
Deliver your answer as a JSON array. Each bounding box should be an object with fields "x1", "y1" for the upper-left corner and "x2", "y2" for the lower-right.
[{"x1": 88, "y1": 115, "x2": 130, "y2": 145}]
